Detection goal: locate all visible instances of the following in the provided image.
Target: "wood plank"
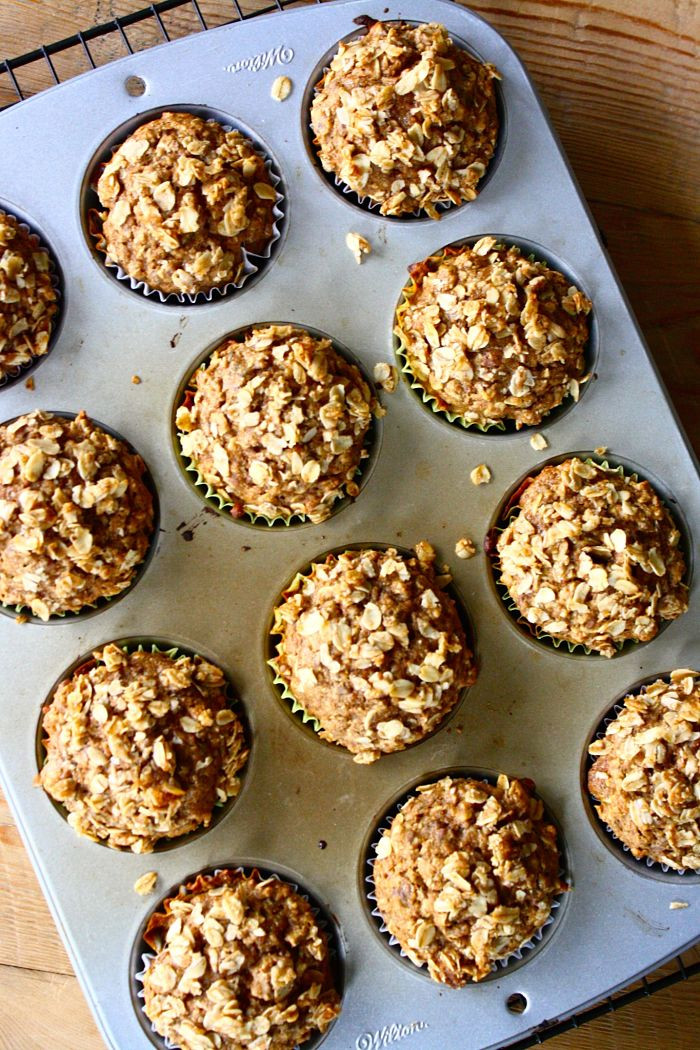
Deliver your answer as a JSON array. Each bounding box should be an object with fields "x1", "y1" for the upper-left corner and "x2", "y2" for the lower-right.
[{"x1": 0, "y1": 966, "x2": 103, "y2": 1050}]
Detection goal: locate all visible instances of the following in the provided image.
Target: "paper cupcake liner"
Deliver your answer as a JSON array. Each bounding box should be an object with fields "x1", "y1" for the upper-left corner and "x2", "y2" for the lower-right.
[
  {"x1": 393, "y1": 240, "x2": 592, "y2": 435},
  {"x1": 0, "y1": 411, "x2": 159, "y2": 625},
  {"x1": 0, "y1": 215, "x2": 63, "y2": 391},
  {"x1": 132, "y1": 865, "x2": 342, "y2": 1050},
  {"x1": 37, "y1": 639, "x2": 249, "y2": 853},
  {"x1": 363, "y1": 771, "x2": 568, "y2": 982},
  {"x1": 585, "y1": 677, "x2": 700, "y2": 881}
]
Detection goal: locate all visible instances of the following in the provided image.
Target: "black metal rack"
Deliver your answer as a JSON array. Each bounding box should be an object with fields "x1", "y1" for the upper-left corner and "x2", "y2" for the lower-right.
[{"x1": 1, "y1": 1, "x2": 698, "y2": 1045}]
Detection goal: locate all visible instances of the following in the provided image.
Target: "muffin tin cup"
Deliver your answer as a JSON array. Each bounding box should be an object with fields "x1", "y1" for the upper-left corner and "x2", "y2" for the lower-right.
[
  {"x1": 131, "y1": 864, "x2": 344, "y2": 1050},
  {"x1": 485, "y1": 451, "x2": 693, "y2": 658},
  {"x1": 360, "y1": 766, "x2": 570, "y2": 984},
  {"x1": 582, "y1": 671, "x2": 700, "y2": 884},
  {"x1": 83, "y1": 105, "x2": 286, "y2": 307},
  {"x1": 0, "y1": 409, "x2": 160, "y2": 625},
  {"x1": 394, "y1": 234, "x2": 597, "y2": 436},
  {"x1": 36, "y1": 638, "x2": 251, "y2": 853},
  {"x1": 302, "y1": 20, "x2": 506, "y2": 223},
  {"x1": 172, "y1": 323, "x2": 383, "y2": 530},
  {"x1": 266, "y1": 542, "x2": 477, "y2": 756},
  {"x1": 0, "y1": 202, "x2": 65, "y2": 391}
]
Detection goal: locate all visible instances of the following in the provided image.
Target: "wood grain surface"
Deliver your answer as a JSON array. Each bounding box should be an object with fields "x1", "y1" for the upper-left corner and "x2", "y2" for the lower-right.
[{"x1": 1, "y1": 2, "x2": 699, "y2": 1049}]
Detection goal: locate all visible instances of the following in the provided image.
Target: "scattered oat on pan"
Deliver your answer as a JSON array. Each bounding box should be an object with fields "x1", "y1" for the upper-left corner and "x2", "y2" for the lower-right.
[
  {"x1": 588, "y1": 669, "x2": 700, "y2": 870},
  {"x1": 0, "y1": 210, "x2": 58, "y2": 381},
  {"x1": 270, "y1": 75, "x2": 292, "y2": 101},
  {"x1": 373, "y1": 361, "x2": 398, "y2": 393},
  {"x1": 271, "y1": 542, "x2": 476, "y2": 763},
  {"x1": 40, "y1": 644, "x2": 248, "y2": 852},
  {"x1": 177, "y1": 324, "x2": 379, "y2": 523},
  {"x1": 530, "y1": 433, "x2": 548, "y2": 451},
  {"x1": 455, "y1": 536, "x2": 476, "y2": 559},
  {"x1": 0, "y1": 410, "x2": 154, "y2": 619},
  {"x1": 373, "y1": 775, "x2": 567, "y2": 985},
  {"x1": 95, "y1": 111, "x2": 277, "y2": 296},
  {"x1": 345, "y1": 231, "x2": 371, "y2": 264},
  {"x1": 141, "y1": 869, "x2": 341, "y2": 1050},
  {"x1": 470, "y1": 464, "x2": 491, "y2": 485},
  {"x1": 397, "y1": 238, "x2": 591, "y2": 428},
  {"x1": 311, "y1": 21, "x2": 499, "y2": 217},
  {"x1": 496, "y1": 457, "x2": 688, "y2": 655},
  {"x1": 134, "y1": 871, "x2": 158, "y2": 896}
]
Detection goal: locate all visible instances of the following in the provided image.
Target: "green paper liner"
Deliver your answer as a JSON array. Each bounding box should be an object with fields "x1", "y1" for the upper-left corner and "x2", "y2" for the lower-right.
[
  {"x1": 486, "y1": 456, "x2": 690, "y2": 658},
  {"x1": 394, "y1": 240, "x2": 591, "y2": 435},
  {"x1": 37, "y1": 639, "x2": 249, "y2": 852}
]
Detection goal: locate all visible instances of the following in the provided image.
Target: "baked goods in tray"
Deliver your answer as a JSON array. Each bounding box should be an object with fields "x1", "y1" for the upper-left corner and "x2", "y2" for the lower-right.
[
  {"x1": 177, "y1": 324, "x2": 379, "y2": 524},
  {"x1": 0, "y1": 209, "x2": 58, "y2": 381},
  {"x1": 95, "y1": 111, "x2": 277, "y2": 296},
  {"x1": 0, "y1": 410, "x2": 154, "y2": 619},
  {"x1": 141, "y1": 868, "x2": 341, "y2": 1050},
  {"x1": 588, "y1": 669, "x2": 700, "y2": 871},
  {"x1": 372, "y1": 774, "x2": 566, "y2": 985},
  {"x1": 310, "y1": 20, "x2": 499, "y2": 217},
  {"x1": 39, "y1": 643, "x2": 248, "y2": 852},
  {"x1": 270, "y1": 541, "x2": 476, "y2": 762},
  {"x1": 396, "y1": 237, "x2": 591, "y2": 429},
  {"x1": 495, "y1": 457, "x2": 688, "y2": 655}
]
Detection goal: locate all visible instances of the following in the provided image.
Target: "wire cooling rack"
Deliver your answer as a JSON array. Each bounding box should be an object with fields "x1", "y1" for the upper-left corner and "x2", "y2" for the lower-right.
[{"x1": 1, "y1": 0, "x2": 699, "y2": 1046}]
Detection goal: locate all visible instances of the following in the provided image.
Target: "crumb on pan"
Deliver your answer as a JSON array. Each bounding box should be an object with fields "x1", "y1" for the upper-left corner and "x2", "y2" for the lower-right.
[
  {"x1": 345, "y1": 231, "x2": 372, "y2": 264},
  {"x1": 134, "y1": 871, "x2": 158, "y2": 896},
  {"x1": 530, "y1": 433, "x2": 548, "y2": 451},
  {"x1": 470, "y1": 464, "x2": 491, "y2": 485},
  {"x1": 455, "y1": 537, "x2": 476, "y2": 559},
  {"x1": 271, "y1": 75, "x2": 292, "y2": 101},
  {"x1": 373, "y1": 362, "x2": 397, "y2": 393}
]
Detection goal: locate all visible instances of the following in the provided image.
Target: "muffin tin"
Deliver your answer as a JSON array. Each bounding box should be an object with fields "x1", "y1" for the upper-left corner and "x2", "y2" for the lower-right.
[{"x1": 0, "y1": 1, "x2": 698, "y2": 1048}]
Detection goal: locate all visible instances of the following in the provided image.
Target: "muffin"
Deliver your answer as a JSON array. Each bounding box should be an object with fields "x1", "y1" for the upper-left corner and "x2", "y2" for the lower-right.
[
  {"x1": 310, "y1": 21, "x2": 499, "y2": 217},
  {"x1": 396, "y1": 237, "x2": 592, "y2": 428},
  {"x1": 176, "y1": 324, "x2": 380, "y2": 524},
  {"x1": 0, "y1": 410, "x2": 154, "y2": 619},
  {"x1": 495, "y1": 457, "x2": 688, "y2": 656},
  {"x1": 588, "y1": 669, "x2": 700, "y2": 871},
  {"x1": 372, "y1": 775, "x2": 566, "y2": 985},
  {"x1": 141, "y1": 868, "x2": 341, "y2": 1050},
  {"x1": 270, "y1": 541, "x2": 476, "y2": 763},
  {"x1": 0, "y1": 210, "x2": 58, "y2": 381},
  {"x1": 95, "y1": 111, "x2": 278, "y2": 296},
  {"x1": 39, "y1": 643, "x2": 248, "y2": 852}
]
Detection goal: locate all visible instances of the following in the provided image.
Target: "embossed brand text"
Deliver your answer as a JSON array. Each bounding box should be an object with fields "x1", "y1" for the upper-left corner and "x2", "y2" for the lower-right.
[
  {"x1": 224, "y1": 45, "x2": 294, "y2": 74},
  {"x1": 356, "y1": 1021, "x2": 429, "y2": 1050}
]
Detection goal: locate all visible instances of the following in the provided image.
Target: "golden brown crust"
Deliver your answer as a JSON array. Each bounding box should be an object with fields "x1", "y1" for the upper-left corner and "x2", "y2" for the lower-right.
[
  {"x1": 96, "y1": 111, "x2": 276, "y2": 295},
  {"x1": 40, "y1": 644, "x2": 248, "y2": 852},
  {"x1": 0, "y1": 410, "x2": 154, "y2": 619},
  {"x1": 496, "y1": 458, "x2": 688, "y2": 656},
  {"x1": 588, "y1": 669, "x2": 700, "y2": 870},
  {"x1": 397, "y1": 237, "x2": 591, "y2": 427},
  {"x1": 271, "y1": 543, "x2": 476, "y2": 763},
  {"x1": 0, "y1": 210, "x2": 58, "y2": 380},
  {"x1": 372, "y1": 775, "x2": 566, "y2": 986},
  {"x1": 177, "y1": 324, "x2": 378, "y2": 522},
  {"x1": 141, "y1": 869, "x2": 341, "y2": 1050},
  {"x1": 310, "y1": 21, "x2": 499, "y2": 217}
]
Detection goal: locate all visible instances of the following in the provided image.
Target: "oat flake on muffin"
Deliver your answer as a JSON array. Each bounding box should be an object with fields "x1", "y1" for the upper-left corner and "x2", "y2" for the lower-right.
[
  {"x1": 40, "y1": 644, "x2": 248, "y2": 852},
  {"x1": 141, "y1": 869, "x2": 341, "y2": 1050},
  {"x1": 0, "y1": 410, "x2": 154, "y2": 619},
  {"x1": 271, "y1": 542, "x2": 476, "y2": 763},
  {"x1": 0, "y1": 210, "x2": 58, "y2": 381},
  {"x1": 177, "y1": 324, "x2": 380, "y2": 523},
  {"x1": 495, "y1": 457, "x2": 687, "y2": 656},
  {"x1": 397, "y1": 237, "x2": 591, "y2": 428},
  {"x1": 372, "y1": 775, "x2": 567, "y2": 986},
  {"x1": 310, "y1": 20, "x2": 499, "y2": 218},
  {"x1": 588, "y1": 669, "x2": 700, "y2": 871},
  {"x1": 96, "y1": 111, "x2": 277, "y2": 296}
]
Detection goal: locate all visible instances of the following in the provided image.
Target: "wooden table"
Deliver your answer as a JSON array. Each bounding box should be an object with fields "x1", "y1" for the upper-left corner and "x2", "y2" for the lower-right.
[{"x1": 0, "y1": 2, "x2": 698, "y2": 1049}]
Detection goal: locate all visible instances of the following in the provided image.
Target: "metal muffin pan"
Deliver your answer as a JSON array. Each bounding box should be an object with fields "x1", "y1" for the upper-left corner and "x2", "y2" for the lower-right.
[{"x1": 0, "y1": 1, "x2": 698, "y2": 1048}]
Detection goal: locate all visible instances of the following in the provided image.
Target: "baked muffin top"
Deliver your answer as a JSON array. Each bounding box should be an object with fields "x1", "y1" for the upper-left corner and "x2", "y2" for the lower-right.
[
  {"x1": 0, "y1": 410, "x2": 154, "y2": 619},
  {"x1": 310, "y1": 21, "x2": 499, "y2": 217},
  {"x1": 372, "y1": 775, "x2": 566, "y2": 986},
  {"x1": 495, "y1": 458, "x2": 687, "y2": 656},
  {"x1": 142, "y1": 869, "x2": 341, "y2": 1050},
  {"x1": 40, "y1": 644, "x2": 248, "y2": 852},
  {"x1": 0, "y1": 210, "x2": 58, "y2": 380},
  {"x1": 96, "y1": 111, "x2": 277, "y2": 296},
  {"x1": 588, "y1": 669, "x2": 700, "y2": 871},
  {"x1": 397, "y1": 237, "x2": 591, "y2": 427},
  {"x1": 177, "y1": 324, "x2": 379, "y2": 523},
  {"x1": 271, "y1": 542, "x2": 476, "y2": 763}
]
